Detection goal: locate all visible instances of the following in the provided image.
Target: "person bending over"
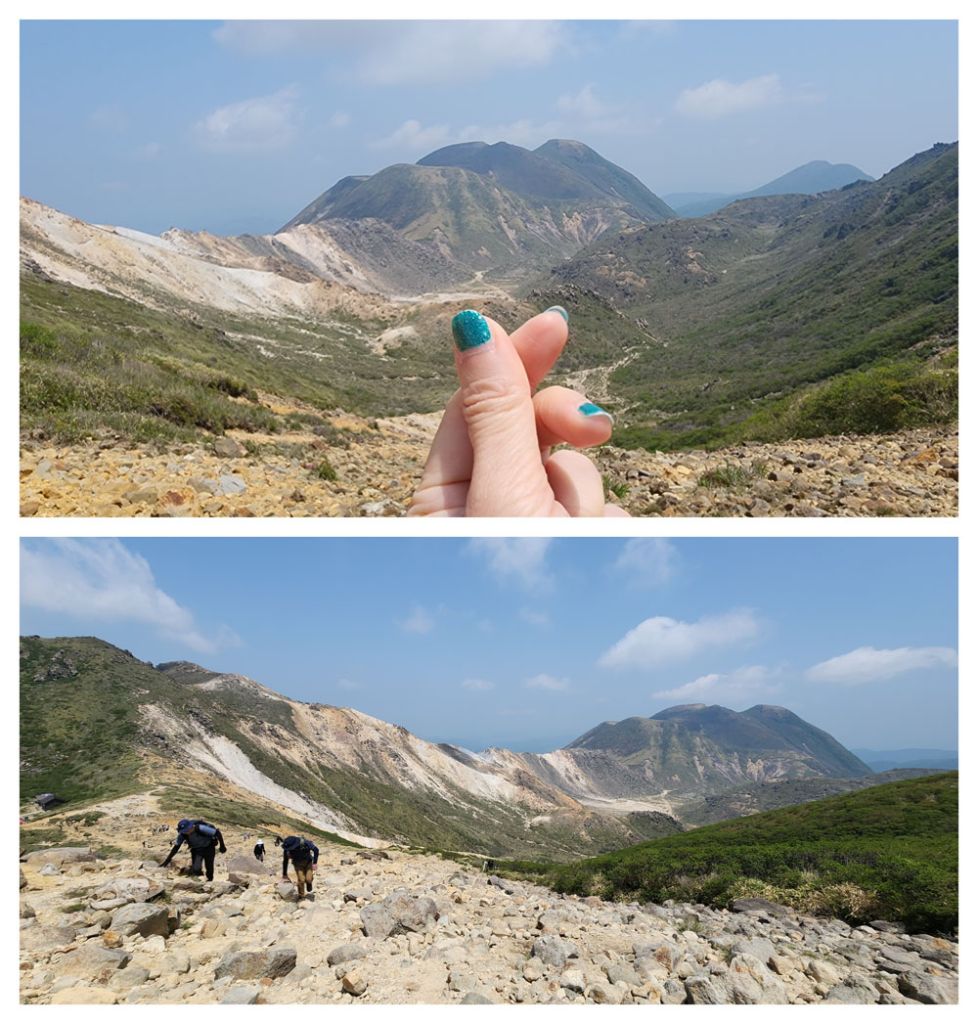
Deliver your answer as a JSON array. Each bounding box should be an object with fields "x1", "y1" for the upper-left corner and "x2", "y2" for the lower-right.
[
  {"x1": 161, "y1": 818, "x2": 226, "y2": 882},
  {"x1": 281, "y1": 835, "x2": 319, "y2": 899}
]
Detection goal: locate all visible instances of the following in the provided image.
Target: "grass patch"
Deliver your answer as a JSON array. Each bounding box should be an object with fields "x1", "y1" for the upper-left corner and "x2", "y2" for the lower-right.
[
  {"x1": 697, "y1": 459, "x2": 768, "y2": 490},
  {"x1": 511, "y1": 773, "x2": 958, "y2": 934}
]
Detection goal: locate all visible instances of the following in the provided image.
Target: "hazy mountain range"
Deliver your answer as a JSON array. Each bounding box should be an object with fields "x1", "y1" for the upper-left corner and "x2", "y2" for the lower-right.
[
  {"x1": 664, "y1": 160, "x2": 874, "y2": 218},
  {"x1": 22, "y1": 635, "x2": 924, "y2": 859}
]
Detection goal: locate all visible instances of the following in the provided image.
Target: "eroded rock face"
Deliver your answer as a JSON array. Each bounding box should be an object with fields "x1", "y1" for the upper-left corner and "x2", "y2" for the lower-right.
[{"x1": 25, "y1": 847, "x2": 96, "y2": 867}]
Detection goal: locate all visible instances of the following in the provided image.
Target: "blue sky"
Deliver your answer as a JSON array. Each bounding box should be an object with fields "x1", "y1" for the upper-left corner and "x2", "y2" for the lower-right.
[
  {"x1": 20, "y1": 538, "x2": 958, "y2": 753},
  {"x1": 20, "y1": 20, "x2": 958, "y2": 234}
]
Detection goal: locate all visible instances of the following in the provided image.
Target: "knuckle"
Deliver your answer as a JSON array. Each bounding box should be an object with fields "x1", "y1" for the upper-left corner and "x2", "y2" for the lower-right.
[{"x1": 461, "y1": 375, "x2": 527, "y2": 424}]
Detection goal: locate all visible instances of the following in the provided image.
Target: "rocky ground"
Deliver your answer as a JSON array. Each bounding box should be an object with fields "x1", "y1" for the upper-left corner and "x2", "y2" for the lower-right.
[
  {"x1": 20, "y1": 420, "x2": 956, "y2": 518},
  {"x1": 20, "y1": 804, "x2": 958, "y2": 1005}
]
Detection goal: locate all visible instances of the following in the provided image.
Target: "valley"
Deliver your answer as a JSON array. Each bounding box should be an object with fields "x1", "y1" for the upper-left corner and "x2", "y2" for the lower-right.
[{"x1": 19, "y1": 139, "x2": 958, "y2": 516}]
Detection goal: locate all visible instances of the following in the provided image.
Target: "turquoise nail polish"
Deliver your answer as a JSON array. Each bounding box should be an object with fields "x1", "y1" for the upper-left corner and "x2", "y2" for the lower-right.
[
  {"x1": 546, "y1": 305, "x2": 569, "y2": 322},
  {"x1": 452, "y1": 310, "x2": 491, "y2": 351},
  {"x1": 579, "y1": 402, "x2": 613, "y2": 423}
]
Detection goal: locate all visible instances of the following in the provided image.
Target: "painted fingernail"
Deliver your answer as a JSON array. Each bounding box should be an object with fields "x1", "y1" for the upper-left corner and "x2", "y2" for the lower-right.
[
  {"x1": 579, "y1": 402, "x2": 614, "y2": 424},
  {"x1": 452, "y1": 310, "x2": 492, "y2": 351},
  {"x1": 545, "y1": 305, "x2": 569, "y2": 322}
]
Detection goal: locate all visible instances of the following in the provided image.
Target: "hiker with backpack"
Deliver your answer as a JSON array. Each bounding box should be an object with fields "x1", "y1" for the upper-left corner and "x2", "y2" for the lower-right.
[
  {"x1": 253, "y1": 839, "x2": 266, "y2": 862},
  {"x1": 161, "y1": 818, "x2": 227, "y2": 882},
  {"x1": 280, "y1": 835, "x2": 319, "y2": 899}
]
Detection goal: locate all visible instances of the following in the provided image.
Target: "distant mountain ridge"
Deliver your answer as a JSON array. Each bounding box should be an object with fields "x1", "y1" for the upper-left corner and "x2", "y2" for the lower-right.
[
  {"x1": 669, "y1": 159, "x2": 874, "y2": 217},
  {"x1": 22, "y1": 635, "x2": 881, "y2": 858}
]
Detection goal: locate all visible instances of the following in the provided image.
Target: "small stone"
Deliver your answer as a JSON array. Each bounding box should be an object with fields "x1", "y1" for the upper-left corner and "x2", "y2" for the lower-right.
[
  {"x1": 342, "y1": 970, "x2": 368, "y2": 996},
  {"x1": 214, "y1": 437, "x2": 246, "y2": 458}
]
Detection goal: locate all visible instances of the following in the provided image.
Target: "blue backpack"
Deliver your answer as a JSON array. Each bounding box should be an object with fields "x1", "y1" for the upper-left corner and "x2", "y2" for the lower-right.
[{"x1": 179, "y1": 818, "x2": 217, "y2": 838}]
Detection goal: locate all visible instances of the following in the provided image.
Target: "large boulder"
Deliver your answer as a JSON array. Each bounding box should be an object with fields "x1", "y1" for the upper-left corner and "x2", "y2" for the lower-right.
[
  {"x1": 327, "y1": 943, "x2": 368, "y2": 967},
  {"x1": 92, "y1": 877, "x2": 165, "y2": 906},
  {"x1": 730, "y1": 898, "x2": 794, "y2": 920},
  {"x1": 227, "y1": 854, "x2": 277, "y2": 886},
  {"x1": 360, "y1": 892, "x2": 439, "y2": 939},
  {"x1": 61, "y1": 945, "x2": 130, "y2": 983},
  {"x1": 530, "y1": 935, "x2": 579, "y2": 969},
  {"x1": 25, "y1": 847, "x2": 96, "y2": 867},
  {"x1": 109, "y1": 902, "x2": 170, "y2": 938},
  {"x1": 897, "y1": 971, "x2": 958, "y2": 1004},
  {"x1": 214, "y1": 948, "x2": 297, "y2": 981}
]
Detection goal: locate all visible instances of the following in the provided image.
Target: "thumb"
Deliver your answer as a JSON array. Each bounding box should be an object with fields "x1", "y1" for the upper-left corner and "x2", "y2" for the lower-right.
[{"x1": 451, "y1": 310, "x2": 553, "y2": 516}]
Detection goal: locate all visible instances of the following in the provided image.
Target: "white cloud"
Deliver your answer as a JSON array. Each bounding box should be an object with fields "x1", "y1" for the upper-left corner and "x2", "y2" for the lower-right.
[
  {"x1": 462, "y1": 678, "x2": 494, "y2": 692},
  {"x1": 194, "y1": 86, "x2": 299, "y2": 153},
  {"x1": 614, "y1": 538, "x2": 678, "y2": 587},
  {"x1": 654, "y1": 665, "x2": 779, "y2": 703},
  {"x1": 599, "y1": 609, "x2": 760, "y2": 669},
  {"x1": 526, "y1": 673, "x2": 569, "y2": 692},
  {"x1": 557, "y1": 84, "x2": 610, "y2": 120},
  {"x1": 520, "y1": 608, "x2": 550, "y2": 627},
  {"x1": 214, "y1": 21, "x2": 565, "y2": 86},
  {"x1": 398, "y1": 605, "x2": 436, "y2": 635},
  {"x1": 806, "y1": 646, "x2": 957, "y2": 685},
  {"x1": 372, "y1": 119, "x2": 453, "y2": 153},
  {"x1": 20, "y1": 539, "x2": 236, "y2": 654},
  {"x1": 329, "y1": 111, "x2": 351, "y2": 129},
  {"x1": 468, "y1": 538, "x2": 553, "y2": 591},
  {"x1": 676, "y1": 74, "x2": 783, "y2": 119}
]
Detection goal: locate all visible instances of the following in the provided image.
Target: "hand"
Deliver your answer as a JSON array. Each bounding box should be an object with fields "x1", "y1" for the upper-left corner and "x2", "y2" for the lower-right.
[
  {"x1": 312, "y1": 864, "x2": 317, "y2": 871},
  {"x1": 219, "y1": 846, "x2": 227, "y2": 854},
  {"x1": 409, "y1": 308, "x2": 630, "y2": 517}
]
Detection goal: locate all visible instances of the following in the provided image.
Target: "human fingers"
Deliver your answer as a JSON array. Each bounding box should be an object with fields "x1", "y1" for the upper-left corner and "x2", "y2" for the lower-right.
[
  {"x1": 533, "y1": 386, "x2": 614, "y2": 449},
  {"x1": 544, "y1": 449, "x2": 606, "y2": 517},
  {"x1": 452, "y1": 311, "x2": 555, "y2": 516},
  {"x1": 603, "y1": 502, "x2": 632, "y2": 517},
  {"x1": 510, "y1": 306, "x2": 569, "y2": 389}
]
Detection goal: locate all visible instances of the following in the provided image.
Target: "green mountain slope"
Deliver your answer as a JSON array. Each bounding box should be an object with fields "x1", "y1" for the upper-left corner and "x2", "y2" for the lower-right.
[
  {"x1": 539, "y1": 143, "x2": 957, "y2": 449},
  {"x1": 519, "y1": 773, "x2": 958, "y2": 933}
]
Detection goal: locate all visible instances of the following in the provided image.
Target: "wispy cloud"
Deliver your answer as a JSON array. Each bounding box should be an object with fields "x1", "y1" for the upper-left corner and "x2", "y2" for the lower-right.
[
  {"x1": 20, "y1": 539, "x2": 236, "y2": 654},
  {"x1": 337, "y1": 678, "x2": 362, "y2": 691},
  {"x1": 613, "y1": 538, "x2": 678, "y2": 587},
  {"x1": 134, "y1": 141, "x2": 163, "y2": 161},
  {"x1": 599, "y1": 609, "x2": 760, "y2": 669},
  {"x1": 397, "y1": 605, "x2": 436, "y2": 635},
  {"x1": 372, "y1": 119, "x2": 453, "y2": 152},
  {"x1": 520, "y1": 608, "x2": 550, "y2": 627},
  {"x1": 194, "y1": 86, "x2": 300, "y2": 153},
  {"x1": 329, "y1": 111, "x2": 351, "y2": 129},
  {"x1": 468, "y1": 538, "x2": 553, "y2": 591},
  {"x1": 557, "y1": 84, "x2": 611, "y2": 120},
  {"x1": 806, "y1": 646, "x2": 957, "y2": 685},
  {"x1": 214, "y1": 21, "x2": 566, "y2": 86},
  {"x1": 462, "y1": 678, "x2": 494, "y2": 692},
  {"x1": 526, "y1": 673, "x2": 569, "y2": 692},
  {"x1": 90, "y1": 104, "x2": 129, "y2": 133},
  {"x1": 676, "y1": 73, "x2": 783, "y2": 119},
  {"x1": 653, "y1": 664, "x2": 779, "y2": 703}
]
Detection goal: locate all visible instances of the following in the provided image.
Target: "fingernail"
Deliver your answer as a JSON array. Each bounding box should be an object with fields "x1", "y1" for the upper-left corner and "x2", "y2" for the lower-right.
[
  {"x1": 452, "y1": 310, "x2": 492, "y2": 351},
  {"x1": 579, "y1": 402, "x2": 614, "y2": 424},
  {"x1": 545, "y1": 305, "x2": 569, "y2": 322}
]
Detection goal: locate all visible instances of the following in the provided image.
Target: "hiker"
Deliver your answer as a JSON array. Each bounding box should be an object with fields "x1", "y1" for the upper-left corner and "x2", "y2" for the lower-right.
[
  {"x1": 253, "y1": 839, "x2": 266, "y2": 862},
  {"x1": 281, "y1": 835, "x2": 319, "y2": 899},
  {"x1": 161, "y1": 818, "x2": 227, "y2": 881}
]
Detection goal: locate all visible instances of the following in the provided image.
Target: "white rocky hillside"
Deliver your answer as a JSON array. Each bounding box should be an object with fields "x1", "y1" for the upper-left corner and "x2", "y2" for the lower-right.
[{"x1": 19, "y1": 797, "x2": 958, "y2": 1005}]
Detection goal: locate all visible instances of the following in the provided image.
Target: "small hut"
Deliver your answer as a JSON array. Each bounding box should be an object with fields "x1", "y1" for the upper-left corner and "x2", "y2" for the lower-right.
[{"x1": 33, "y1": 793, "x2": 64, "y2": 811}]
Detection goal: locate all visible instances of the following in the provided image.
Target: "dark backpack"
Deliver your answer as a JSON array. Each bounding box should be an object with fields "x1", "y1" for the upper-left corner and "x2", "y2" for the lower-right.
[{"x1": 282, "y1": 836, "x2": 310, "y2": 859}]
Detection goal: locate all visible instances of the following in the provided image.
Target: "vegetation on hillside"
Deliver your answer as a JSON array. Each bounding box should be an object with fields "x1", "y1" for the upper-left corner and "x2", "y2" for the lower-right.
[
  {"x1": 507, "y1": 774, "x2": 958, "y2": 934},
  {"x1": 541, "y1": 143, "x2": 958, "y2": 450}
]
